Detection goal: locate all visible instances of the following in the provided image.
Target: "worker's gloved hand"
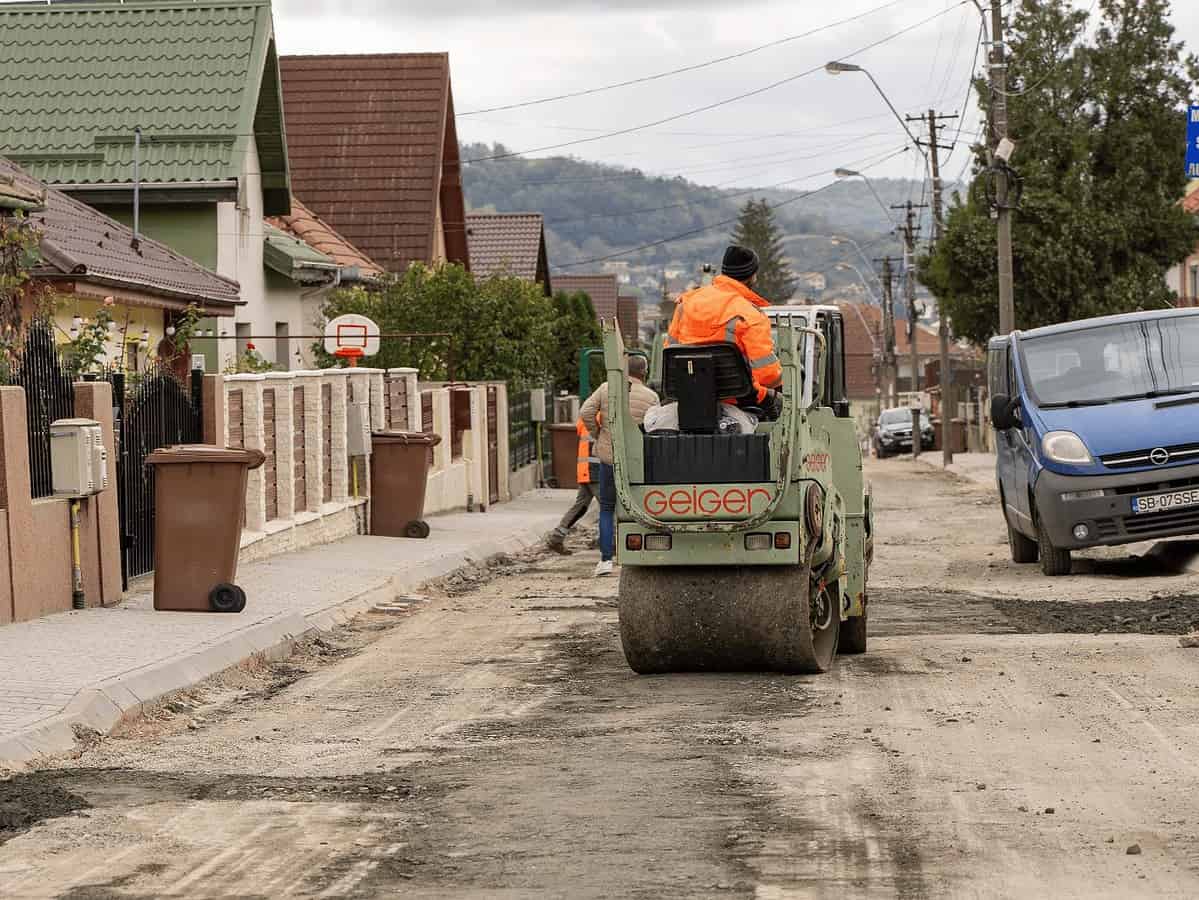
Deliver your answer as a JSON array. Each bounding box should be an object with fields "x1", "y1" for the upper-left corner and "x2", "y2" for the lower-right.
[{"x1": 762, "y1": 389, "x2": 785, "y2": 421}]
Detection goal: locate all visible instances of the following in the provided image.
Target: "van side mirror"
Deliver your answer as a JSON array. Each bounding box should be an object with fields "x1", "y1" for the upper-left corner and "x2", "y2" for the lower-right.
[{"x1": 990, "y1": 394, "x2": 1019, "y2": 430}]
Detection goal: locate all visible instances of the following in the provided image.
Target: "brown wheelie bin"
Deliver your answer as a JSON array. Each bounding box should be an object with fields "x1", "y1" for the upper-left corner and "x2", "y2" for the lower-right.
[
  {"x1": 370, "y1": 431, "x2": 441, "y2": 538},
  {"x1": 548, "y1": 422, "x2": 579, "y2": 489},
  {"x1": 145, "y1": 445, "x2": 266, "y2": 613}
]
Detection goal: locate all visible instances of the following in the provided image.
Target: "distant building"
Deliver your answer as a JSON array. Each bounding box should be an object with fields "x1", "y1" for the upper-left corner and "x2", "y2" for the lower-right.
[
  {"x1": 617, "y1": 296, "x2": 640, "y2": 346},
  {"x1": 553, "y1": 274, "x2": 620, "y2": 322},
  {"x1": 1168, "y1": 185, "x2": 1199, "y2": 306},
  {"x1": 465, "y1": 212, "x2": 551, "y2": 295}
]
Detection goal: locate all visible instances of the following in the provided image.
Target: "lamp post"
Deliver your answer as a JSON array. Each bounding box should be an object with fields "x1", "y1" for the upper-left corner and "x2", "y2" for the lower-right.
[
  {"x1": 825, "y1": 61, "x2": 927, "y2": 163},
  {"x1": 834, "y1": 262, "x2": 881, "y2": 306},
  {"x1": 834, "y1": 168, "x2": 897, "y2": 226}
]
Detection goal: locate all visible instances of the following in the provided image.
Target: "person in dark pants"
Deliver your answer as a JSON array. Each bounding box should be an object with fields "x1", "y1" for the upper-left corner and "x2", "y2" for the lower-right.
[
  {"x1": 581, "y1": 355, "x2": 659, "y2": 577},
  {"x1": 546, "y1": 419, "x2": 599, "y2": 554}
]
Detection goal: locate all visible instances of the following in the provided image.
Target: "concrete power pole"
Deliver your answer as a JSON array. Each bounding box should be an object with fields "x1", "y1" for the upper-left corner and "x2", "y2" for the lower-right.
[
  {"x1": 875, "y1": 256, "x2": 898, "y2": 406},
  {"x1": 892, "y1": 202, "x2": 927, "y2": 398},
  {"x1": 990, "y1": 2, "x2": 1015, "y2": 335},
  {"x1": 910, "y1": 108, "x2": 959, "y2": 467}
]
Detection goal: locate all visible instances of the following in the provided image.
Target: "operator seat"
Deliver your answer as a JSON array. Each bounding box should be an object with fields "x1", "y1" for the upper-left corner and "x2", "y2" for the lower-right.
[
  {"x1": 646, "y1": 343, "x2": 773, "y2": 485},
  {"x1": 661, "y1": 343, "x2": 763, "y2": 433}
]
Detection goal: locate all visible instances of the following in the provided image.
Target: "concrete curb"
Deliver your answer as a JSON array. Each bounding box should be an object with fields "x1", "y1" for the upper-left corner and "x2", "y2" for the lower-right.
[{"x1": 0, "y1": 521, "x2": 555, "y2": 768}]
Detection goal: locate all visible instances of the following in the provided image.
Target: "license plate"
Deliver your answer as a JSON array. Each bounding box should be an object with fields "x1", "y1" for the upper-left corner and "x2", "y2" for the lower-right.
[{"x1": 1132, "y1": 488, "x2": 1199, "y2": 515}]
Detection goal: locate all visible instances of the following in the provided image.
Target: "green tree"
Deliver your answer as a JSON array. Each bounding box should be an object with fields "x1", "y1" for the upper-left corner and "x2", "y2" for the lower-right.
[
  {"x1": 730, "y1": 198, "x2": 796, "y2": 303},
  {"x1": 923, "y1": 0, "x2": 1199, "y2": 345},
  {"x1": 320, "y1": 264, "x2": 556, "y2": 384},
  {"x1": 547, "y1": 289, "x2": 602, "y2": 393}
]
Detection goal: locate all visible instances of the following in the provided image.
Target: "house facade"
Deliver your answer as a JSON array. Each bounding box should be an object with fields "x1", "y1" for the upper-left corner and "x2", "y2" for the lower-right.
[{"x1": 0, "y1": 0, "x2": 338, "y2": 373}]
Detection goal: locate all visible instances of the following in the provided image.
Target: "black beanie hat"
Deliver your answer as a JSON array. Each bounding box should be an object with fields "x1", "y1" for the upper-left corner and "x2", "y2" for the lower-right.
[{"x1": 721, "y1": 245, "x2": 759, "y2": 283}]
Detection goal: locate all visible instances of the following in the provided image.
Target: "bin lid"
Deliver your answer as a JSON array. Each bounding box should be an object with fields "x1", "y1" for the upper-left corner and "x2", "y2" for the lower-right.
[
  {"x1": 146, "y1": 445, "x2": 267, "y2": 469},
  {"x1": 371, "y1": 431, "x2": 442, "y2": 447},
  {"x1": 548, "y1": 423, "x2": 577, "y2": 432}
]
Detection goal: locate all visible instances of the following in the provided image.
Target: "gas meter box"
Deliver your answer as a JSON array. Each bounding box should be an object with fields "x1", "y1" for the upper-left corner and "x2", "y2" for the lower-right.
[
  {"x1": 530, "y1": 388, "x2": 547, "y2": 423},
  {"x1": 347, "y1": 400, "x2": 371, "y2": 457},
  {"x1": 50, "y1": 419, "x2": 109, "y2": 498}
]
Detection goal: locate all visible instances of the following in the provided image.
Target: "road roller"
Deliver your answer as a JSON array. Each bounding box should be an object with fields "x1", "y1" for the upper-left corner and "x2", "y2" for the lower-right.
[{"x1": 606, "y1": 306, "x2": 873, "y2": 674}]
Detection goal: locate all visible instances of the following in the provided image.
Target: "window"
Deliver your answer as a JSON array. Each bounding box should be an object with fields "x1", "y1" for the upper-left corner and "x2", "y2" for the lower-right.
[
  {"x1": 275, "y1": 322, "x2": 290, "y2": 372},
  {"x1": 1189, "y1": 264, "x2": 1198, "y2": 302}
]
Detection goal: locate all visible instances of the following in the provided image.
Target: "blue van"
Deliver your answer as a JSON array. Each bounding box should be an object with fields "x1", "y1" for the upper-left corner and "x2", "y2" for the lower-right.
[{"x1": 987, "y1": 308, "x2": 1199, "y2": 576}]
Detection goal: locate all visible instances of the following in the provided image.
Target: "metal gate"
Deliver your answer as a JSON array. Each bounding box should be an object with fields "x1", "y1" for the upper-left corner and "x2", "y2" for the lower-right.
[
  {"x1": 109, "y1": 366, "x2": 203, "y2": 584},
  {"x1": 8, "y1": 320, "x2": 75, "y2": 499}
]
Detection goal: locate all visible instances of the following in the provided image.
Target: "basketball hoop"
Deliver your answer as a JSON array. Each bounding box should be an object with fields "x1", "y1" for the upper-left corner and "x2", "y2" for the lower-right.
[
  {"x1": 335, "y1": 347, "x2": 365, "y2": 367},
  {"x1": 324, "y1": 314, "x2": 380, "y2": 367}
]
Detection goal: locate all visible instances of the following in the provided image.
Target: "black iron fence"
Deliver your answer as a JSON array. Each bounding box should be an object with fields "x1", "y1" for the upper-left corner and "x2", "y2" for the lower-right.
[
  {"x1": 509, "y1": 384, "x2": 552, "y2": 472},
  {"x1": 4, "y1": 320, "x2": 76, "y2": 499},
  {"x1": 107, "y1": 365, "x2": 203, "y2": 584}
]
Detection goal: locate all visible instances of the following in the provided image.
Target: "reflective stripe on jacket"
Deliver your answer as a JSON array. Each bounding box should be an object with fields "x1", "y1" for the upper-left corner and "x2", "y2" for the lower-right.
[
  {"x1": 575, "y1": 419, "x2": 599, "y2": 484},
  {"x1": 665, "y1": 275, "x2": 783, "y2": 402}
]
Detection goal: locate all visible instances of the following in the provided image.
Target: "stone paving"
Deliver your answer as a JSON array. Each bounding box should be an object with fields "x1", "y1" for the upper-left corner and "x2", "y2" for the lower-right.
[{"x1": 0, "y1": 490, "x2": 572, "y2": 761}]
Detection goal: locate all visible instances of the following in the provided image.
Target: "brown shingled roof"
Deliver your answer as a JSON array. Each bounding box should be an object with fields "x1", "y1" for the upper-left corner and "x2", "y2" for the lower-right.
[
  {"x1": 268, "y1": 197, "x2": 384, "y2": 279},
  {"x1": 279, "y1": 53, "x2": 469, "y2": 273},
  {"x1": 553, "y1": 274, "x2": 620, "y2": 321},
  {"x1": 1, "y1": 156, "x2": 240, "y2": 312},
  {"x1": 465, "y1": 212, "x2": 551, "y2": 293}
]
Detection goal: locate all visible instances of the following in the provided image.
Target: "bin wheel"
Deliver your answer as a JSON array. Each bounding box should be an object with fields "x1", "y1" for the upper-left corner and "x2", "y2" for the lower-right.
[
  {"x1": 210, "y1": 583, "x2": 247, "y2": 614},
  {"x1": 405, "y1": 521, "x2": 431, "y2": 540}
]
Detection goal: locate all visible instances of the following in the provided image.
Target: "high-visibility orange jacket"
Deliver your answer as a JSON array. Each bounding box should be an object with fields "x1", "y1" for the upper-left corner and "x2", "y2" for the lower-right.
[
  {"x1": 575, "y1": 419, "x2": 599, "y2": 485},
  {"x1": 666, "y1": 275, "x2": 783, "y2": 402}
]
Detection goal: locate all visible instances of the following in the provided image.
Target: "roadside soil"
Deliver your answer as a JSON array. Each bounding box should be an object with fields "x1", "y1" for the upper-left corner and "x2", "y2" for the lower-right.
[{"x1": 2, "y1": 460, "x2": 1199, "y2": 898}]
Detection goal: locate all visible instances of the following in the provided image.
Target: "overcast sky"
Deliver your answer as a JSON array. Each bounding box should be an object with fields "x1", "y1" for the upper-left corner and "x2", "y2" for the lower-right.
[{"x1": 272, "y1": 0, "x2": 1199, "y2": 191}]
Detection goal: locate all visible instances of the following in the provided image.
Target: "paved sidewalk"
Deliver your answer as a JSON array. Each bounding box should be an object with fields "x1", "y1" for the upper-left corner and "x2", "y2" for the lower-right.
[{"x1": 0, "y1": 490, "x2": 574, "y2": 767}]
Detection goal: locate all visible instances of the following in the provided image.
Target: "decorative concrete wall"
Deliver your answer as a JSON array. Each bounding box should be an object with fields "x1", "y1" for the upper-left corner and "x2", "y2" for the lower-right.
[{"x1": 0, "y1": 382, "x2": 122, "y2": 624}]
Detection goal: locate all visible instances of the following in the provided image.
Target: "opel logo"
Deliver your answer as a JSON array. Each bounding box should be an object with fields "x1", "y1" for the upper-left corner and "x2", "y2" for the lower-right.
[{"x1": 1150, "y1": 447, "x2": 1171, "y2": 466}]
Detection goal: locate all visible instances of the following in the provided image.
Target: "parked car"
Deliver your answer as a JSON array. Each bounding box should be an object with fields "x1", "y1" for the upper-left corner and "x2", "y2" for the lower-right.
[
  {"x1": 988, "y1": 308, "x2": 1199, "y2": 576},
  {"x1": 874, "y1": 407, "x2": 935, "y2": 458}
]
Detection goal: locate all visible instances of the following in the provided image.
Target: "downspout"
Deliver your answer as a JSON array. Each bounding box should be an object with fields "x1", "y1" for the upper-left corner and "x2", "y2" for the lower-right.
[{"x1": 132, "y1": 126, "x2": 141, "y2": 250}]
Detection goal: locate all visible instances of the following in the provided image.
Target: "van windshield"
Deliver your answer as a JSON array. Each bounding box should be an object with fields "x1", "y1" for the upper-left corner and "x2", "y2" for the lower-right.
[{"x1": 1019, "y1": 316, "x2": 1199, "y2": 408}]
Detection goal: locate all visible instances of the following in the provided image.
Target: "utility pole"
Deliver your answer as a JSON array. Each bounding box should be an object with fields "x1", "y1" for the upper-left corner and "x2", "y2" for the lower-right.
[
  {"x1": 892, "y1": 201, "x2": 928, "y2": 398},
  {"x1": 990, "y1": 1, "x2": 1015, "y2": 335},
  {"x1": 909, "y1": 108, "x2": 959, "y2": 467},
  {"x1": 874, "y1": 256, "x2": 898, "y2": 406}
]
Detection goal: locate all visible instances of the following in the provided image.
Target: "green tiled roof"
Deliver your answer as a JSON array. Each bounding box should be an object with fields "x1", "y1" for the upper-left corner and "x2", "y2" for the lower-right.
[
  {"x1": 0, "y1": 0, "x2": 290, "y2": 214},
  {"x1": 263, "y1": 222, "x2": 337, "y2": 285}
]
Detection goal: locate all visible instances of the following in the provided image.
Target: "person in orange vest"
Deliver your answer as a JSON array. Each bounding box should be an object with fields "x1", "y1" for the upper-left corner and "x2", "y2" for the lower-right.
[
  {"x1": 545, "y1": 418, "x2": 600, "y2": 555},
  {"x1": 667, "y1": 245, "x2": 785, "y2": 418}
]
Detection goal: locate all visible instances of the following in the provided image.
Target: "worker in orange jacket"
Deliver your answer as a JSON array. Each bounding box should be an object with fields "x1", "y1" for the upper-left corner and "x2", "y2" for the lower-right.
[
  {"x1": 667, "y1": 245, "x2": 784, "y2": 417},
  {"x1": 546, "y1": 419, "x2": 599, "y2": 555}
]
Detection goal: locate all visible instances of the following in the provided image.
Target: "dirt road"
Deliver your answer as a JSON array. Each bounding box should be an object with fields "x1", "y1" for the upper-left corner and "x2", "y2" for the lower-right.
[{"x1": 3, "y1": 460, "x2": 1199, "y2": 898}]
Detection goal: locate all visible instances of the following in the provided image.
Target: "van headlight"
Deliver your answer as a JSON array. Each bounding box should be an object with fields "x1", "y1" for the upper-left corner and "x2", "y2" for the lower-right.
[{"x1": 1042, "y1": 431, "x2": 1093, "y2": 465}]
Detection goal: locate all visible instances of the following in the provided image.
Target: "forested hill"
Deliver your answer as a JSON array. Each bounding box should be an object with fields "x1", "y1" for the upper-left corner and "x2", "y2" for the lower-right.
[{"x1": 461, "y1": 142, "x2": 929, "y2": 289}]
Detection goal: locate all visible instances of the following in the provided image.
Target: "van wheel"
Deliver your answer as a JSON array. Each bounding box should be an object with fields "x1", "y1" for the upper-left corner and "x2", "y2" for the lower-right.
[
  {"x1": 1037, "y1": 516, "x2": 1072, "y2": 576},
  {"x1": 1000, "y1": 488, "x2": 1038, "y2": 564},
  {"x1": 1008, "y1": 522, "x2": 1038, "y2": 564}
]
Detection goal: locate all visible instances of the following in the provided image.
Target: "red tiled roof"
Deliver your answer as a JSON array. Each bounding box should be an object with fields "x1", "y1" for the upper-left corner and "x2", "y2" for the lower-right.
[
  {"x1": 466, "y1": 212, "x2": 550, "y2": 291},
  {"x1": 1183, "y1": 185, "x2": 1199, "y2": 214},
  {"x1": 268, "y1": 197, "x2": 384, "y2": 279},
  {"x1": 279, "y1": 53, "x2": 469, "y2": 273},
  {"x1": 617, "y1": 296, "x2": 640, "y2": 344},
  {"x1": 2, "y1": 156, "x2": 240, "y2": 312},
  {"x1": 554, "y1": 274, "x2": 620, "y2": 321}
]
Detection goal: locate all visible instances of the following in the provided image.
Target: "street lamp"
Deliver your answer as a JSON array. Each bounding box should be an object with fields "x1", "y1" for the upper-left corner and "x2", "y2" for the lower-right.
[
  {"x1": 834, "y1": 167, "x2": 897, "y2": 226},
  {"x1": 825, "y1": 61, "x2": 927, "y2": 162}
]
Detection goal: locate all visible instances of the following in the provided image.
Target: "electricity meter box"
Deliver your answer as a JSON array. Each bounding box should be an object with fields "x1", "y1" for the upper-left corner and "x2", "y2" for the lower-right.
[
  {"x1": 530, "y1": 388, "x2": 547, "y2": 423},
  {"x1": 347, "y1": 400, "x2": 371, "y2": 457},
  {"x1": 50, "y1": 419, "x2": 109, "y2": 498}
]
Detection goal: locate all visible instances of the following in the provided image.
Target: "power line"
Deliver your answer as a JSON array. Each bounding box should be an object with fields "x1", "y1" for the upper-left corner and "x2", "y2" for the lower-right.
[
  {"x1": 465, "y1": 2, "x2": 970, "y2": 164},
  {"x1": 457, "y1": 0, "x2": 909, "y2": 116}
]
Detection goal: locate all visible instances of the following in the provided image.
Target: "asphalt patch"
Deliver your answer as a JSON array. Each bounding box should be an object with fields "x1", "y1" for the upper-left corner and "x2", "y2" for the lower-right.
[
  {"x1": 0, "y1": 775, "x2": 90, "y2": 847},
  {"x1": 993, "y1": 594, "x2": 1199, "y2": 635}
]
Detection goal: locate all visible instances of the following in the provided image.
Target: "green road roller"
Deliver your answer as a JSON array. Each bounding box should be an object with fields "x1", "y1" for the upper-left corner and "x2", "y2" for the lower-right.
[{"x1": 605, "y1": 305, "x2": 873, "y2": 674}]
